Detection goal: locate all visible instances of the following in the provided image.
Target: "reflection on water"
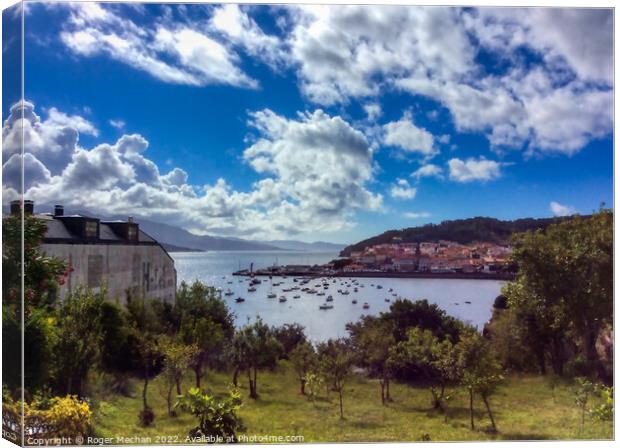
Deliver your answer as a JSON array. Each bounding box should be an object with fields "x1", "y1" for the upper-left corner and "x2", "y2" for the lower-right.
[{"x1": 171, "y1": 251, "x2": 505, "y2": 342}]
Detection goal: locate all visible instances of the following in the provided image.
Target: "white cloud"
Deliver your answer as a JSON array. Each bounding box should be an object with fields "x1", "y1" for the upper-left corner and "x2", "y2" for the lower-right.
[
  {"x1": 59, "y1": 3, "x2": 258, "y2": 88},
  {"x1": 383, "y1": 112, "x2": 436, "y2": 158},
  {"x1": 363, "y1": 103, "x2": 382, "y2": 121},
  {"x1": 7, "y1": 101, "x2": 383, "y2": 240},
  {"x1": 550, "y1": 201, "x2": 576, "y2": 217},
  {"x1": 403, "y1": 211, "x2": 431, "y2": 219},
  {"x1": 390, "y1": 178, "x2": 417, "y2": 200},
  {"x1": 411, "y1": 163, "x2": 443, "y2": 180},
  {"x1": 438, "y1": 134, "x2": 450, "y2": 144},
  {"x1": 46, "y1": 107, "x2": 99, "y2": 136},
  {"x1": 109, "y1": 119, "x2": 125, "y2": 129},
  {"x1": 448, "y1": 157, "x2": 502, "y2": 182}
]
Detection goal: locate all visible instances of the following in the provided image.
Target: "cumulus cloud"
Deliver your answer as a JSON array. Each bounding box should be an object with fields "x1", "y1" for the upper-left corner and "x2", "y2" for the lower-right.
[
  {"x1": 383, "y1": 112, "x2": 437, "y2": 158},
  {"x1": 448, "y1": 157, "x2": 502, "y2": 182},
  {"x1": 411, "y1": 163, "x2": 443, "y2": 180},
  {"x1": 390, "y1": 178, "x2": 417, "y2": 200},
  {"x1": 5, "y1": 101, "x2": 382, "y2": 240},
  {"x1": 363, "y1": 103, "x2": 382, "y2": 121},
  {"x1": 550, "y1": 201, "x2": 576, "y2": 217},
  {"x1": 59, "y1": 3, "x2": 259, "y2": 88}
]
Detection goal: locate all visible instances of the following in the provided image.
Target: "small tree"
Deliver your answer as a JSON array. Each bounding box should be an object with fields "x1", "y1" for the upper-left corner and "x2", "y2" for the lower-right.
[
  {"x1": 347, "y1": 315, "x2": 396, "y2": 405},
  {"x1": 176, "y1": 387, "x2": 244, "y2": 441},
  {"x1": 317, "y1": 339, "x2": 353, "y2": 419},
  {"x1": 574, "y1": 377, "x2": 595, "y2": 433},
  {"x1": 236, "y1": 317, "x2": 282, "y2": 399},
  {"x1": 457, "y1": 329, "x2": 504, "y2": 432},
  {"x1": 160, "y1": 337, "x2": 197, "y2": 416},
  {"x1": 289, "y1": 341, "x2": 317, "y2": 395}
]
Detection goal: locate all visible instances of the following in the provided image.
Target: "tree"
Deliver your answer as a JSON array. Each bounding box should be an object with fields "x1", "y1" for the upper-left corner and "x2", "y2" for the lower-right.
[
  {"x1": 235, "y1": 318, "x2": 282, "y2": 399},
  {"x1": 159, "y1": 337, "x2": 197, "y2": 416},
  {"x1": 456, "y1": 329, "x2": 504, "y2": 432},
  {"x1": 317, "y1": 339, "x2": 353, "y2": 419},
  {"x1": 125, "y1": 298, "x2": 164, "y2": 426},
  {"x1": 272, "y1": 323, "x2": 307, "y2": 358},
  {"x1": 289, "y1": 341, "x2": 317, "y2": 395},
  {"x1": 52, "y1": 287, "x2": 105, "y2": 397},
  {"x1": 504, "y1": 210, "x2": 612, "y2": 377},
  {"x1": 177, "y1": 281, "x2": 235, "y2": 389},
  {"x1": 389, "y1": 327, "x2": 458, "y2": 412},
  {"x1": 2, "y1": 214, "x2": 66, "y2": 394},
  {"x1": 347, "y1": 315, "x2": 395, "y2": 405},
  {"x1": 382, "y1": 299, "x2": 461, "y2": 343},
  {"x1": 176, "y1": 387, "x2": 244, "y2": 441}
]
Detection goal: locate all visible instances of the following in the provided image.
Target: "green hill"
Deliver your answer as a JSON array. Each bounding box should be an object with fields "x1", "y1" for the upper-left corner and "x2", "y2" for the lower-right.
[{"x1": 340, "y1": 216, "x2": 579, "y2": 256}]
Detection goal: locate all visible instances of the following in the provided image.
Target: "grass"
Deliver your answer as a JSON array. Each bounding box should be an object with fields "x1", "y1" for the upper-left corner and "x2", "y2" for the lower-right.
[{"x1": 90, "y1": 362, "x2": 613, "y2": 443}]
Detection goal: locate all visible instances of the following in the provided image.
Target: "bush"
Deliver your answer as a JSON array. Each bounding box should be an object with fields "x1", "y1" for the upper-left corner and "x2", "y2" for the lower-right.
[
  {"x1": 139, "y1": 408, "x2": 155, "y2": 427},
  {"x1": 493, "y1": 295, "x2": 508, "y2": 310}
]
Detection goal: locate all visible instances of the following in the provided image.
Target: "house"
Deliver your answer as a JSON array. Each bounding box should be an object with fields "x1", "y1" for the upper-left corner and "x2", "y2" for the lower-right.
[{"x1": 14, "y1": 201, "x2": 177, "y2": 305}]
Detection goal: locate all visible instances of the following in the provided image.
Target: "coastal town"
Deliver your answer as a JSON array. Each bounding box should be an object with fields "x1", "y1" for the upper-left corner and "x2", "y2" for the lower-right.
[{"x1": 234, "y1": 240, "x2": 514, "y2": 279}]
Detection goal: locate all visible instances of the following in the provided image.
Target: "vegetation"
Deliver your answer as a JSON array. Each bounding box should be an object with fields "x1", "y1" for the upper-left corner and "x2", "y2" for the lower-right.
[
  {"x1": 340, "y1": 215, "x2": 577, "y2": 256},
  {"x1": 2, "y1": 209, "x2": 613, "y2": 442}
]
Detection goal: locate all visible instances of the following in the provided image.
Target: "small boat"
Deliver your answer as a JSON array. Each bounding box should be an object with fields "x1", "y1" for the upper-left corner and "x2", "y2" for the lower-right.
[
  {"x1": 352, "y1": 299, "x2": 358, "y2": 304},
  {"x1": 279, "y1": 296, "x2": 287, "y2": 303},
  {"x1": 224, "y1": 289, "x2": 234, "y2": 296},
  {"x1": 388, "y1": 288, "x2": 393, "y2": 292},
  {"x1": 363, "y1": 302, "x2": 370, "y2": 309},
  {"x1": 250, "y1": 278, "x2": 262, "y2": 285},
  {"x1": 235, "y1": 297, "x2": 245, "y2": 303},
  {"x1": 377, "y1": 285, "x2": 383, "y2": 289},
  {"x1": 267, "y1": 293, "x2": 277, "y2": 299},
  {"x1": 248, "y1": 287, "x2": 257, "y2": 292},
  {"x1": 293, "y1": 295, "x2": 301, "y2": 299},
  {"x1": 385, "y1": 298, "x2": 390, "y2": 303},
  {"x1": 392, "y1": 293, "x2": 397, "y2": 297},
  {"x1": 464, "y1": 301, "x2": 472, "y2": 304},
  {"x1": 342, "y1": 290, "x2": 350, "y2": 295},
  {"x1": 319, "y1": 304, "x2": 334, "y2": 310},
  {"x1": 317, "y1": 292, "x2": 325, "y2": 296},
  {"x1": 227, "y1": 281, "x2": 233, "y2": 284},
  {"x1": 354, "y1": 287, "x2": 358, "y2": 292},
  {"x1": 326, "y1": 295, "x2": 333, "y2": 302}
]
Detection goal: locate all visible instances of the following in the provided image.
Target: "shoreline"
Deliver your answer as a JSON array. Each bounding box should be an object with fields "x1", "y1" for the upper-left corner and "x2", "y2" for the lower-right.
[{"x1": 232, "y1": 270, "x2": 515, "y2": 281}]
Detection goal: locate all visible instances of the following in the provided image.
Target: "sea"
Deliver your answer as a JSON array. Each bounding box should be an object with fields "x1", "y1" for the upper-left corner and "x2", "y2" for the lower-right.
[{"x1": 171, "y1": 251, "x2": 505, "y2": 342}]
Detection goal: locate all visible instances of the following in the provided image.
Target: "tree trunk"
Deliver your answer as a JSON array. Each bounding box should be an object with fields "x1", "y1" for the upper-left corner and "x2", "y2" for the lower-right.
[
  {"x1": 142, "y1": 376, "x2": 149, "y2": 411},
  {"x1": 481, "y1": 394, "x2": 497, "y2": 433},
  {"x1": 253, "y1": 366, "x2": 258, "y2": 398},
  {"x1": 176, "y1": 377, "x2": 182, "y2": 395},
  {"x1": 380, "y1": 379, "x2": 386, "y2": 405},
  {"x1": 300, "y1": 378, "x2": 306, "y2": 395},
  {"x1": 248, "y1": 368, "x2": 257, "y2": 399},
  {"x1": 166, "y1": 383, "x2": 174, "y2": 417},
  {"x1": 386, "y1": 378, "x2": 392, "y2": 402},
  {"x1": 338, "y1": 390, "x2": 344, "y2": 419},
  {"x1": 194, "y1": 365, "x2": 202, "y2": 389},
  {"x1": 469, "y1": 388, "x2": 475, "y2": 430},
  {"x1": 232, "y1": 367, "x2": 239, "y2": 387}
]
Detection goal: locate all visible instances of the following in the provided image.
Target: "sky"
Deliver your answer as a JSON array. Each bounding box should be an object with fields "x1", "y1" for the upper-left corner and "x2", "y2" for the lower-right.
[{"x1": 1, "y1": 2, "x2": 614, "y2": 244}]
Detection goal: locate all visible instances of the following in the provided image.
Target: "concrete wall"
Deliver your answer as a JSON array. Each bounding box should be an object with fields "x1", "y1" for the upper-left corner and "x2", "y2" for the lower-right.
[{"x1": 41, "y1": 243, "x2": 176, "y2": 305}]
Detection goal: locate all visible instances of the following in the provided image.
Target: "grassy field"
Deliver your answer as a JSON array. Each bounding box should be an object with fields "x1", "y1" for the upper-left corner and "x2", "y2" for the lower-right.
[{"x1": 91, "y1": 361, "x2": 612, "y2": 443}]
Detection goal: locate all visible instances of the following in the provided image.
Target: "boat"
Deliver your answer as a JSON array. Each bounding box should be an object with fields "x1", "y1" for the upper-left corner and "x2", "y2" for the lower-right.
[
  {"x1": 248, "y1": 287, "x2": 257, "y2": 292},
  {"x1": 224, "y1": 289, "x2": 234, "y2": 296},
  {"x1": 227, "y1": 281, "x2": 233, "y2": 284},
  {"x1": 267, "y1": 293, "x2": 277, "y2": 299},
  {"x1": 392, "y1": 293, "x2": 397, "y2": 297},
  {"x1": 250, "y1": 278, "x2": 261, "y2": 285},
  {"x1": 352, "y1": 299, "x2": 358, "y2": 304},
  {"x1": 354, "y1": 287, "x2": 358, "y2": 292},
  {"x1": 235, "y1": 297, "x2": 245, "y2": 303},
  {"x1": 363, "y1": 302, "x2": 370, "y2": 309},
  {"x1": 317, "y1": 292, "x2": 325, "y2": 296},
  {"x1": 377, "y1": 285, "x2": 383, "y2": 289},
  {"x1": 326, "y1": 295, "x2": 333, "y2": 302},
  {"x1": 342, "y1": 290, "x2": 350, "y2": 295},
  {"x1": 279, "y1": 296, "x2": 287, "y2": 303},
  {"x1": 293, "y1": 295, "x2": 301, "y2": 299},
  {"x1": 388, "y1": 288, "x2": 393, "y2": 292},
  {"x1": 464, "y1": 301, "x2": 472, "y2": 304},
  {"x1": 385, "y1": 298, "x2": 390, "y2": 302},
  {"x1": 319, "y1": 304, "x2": 334, "y2": 310}
]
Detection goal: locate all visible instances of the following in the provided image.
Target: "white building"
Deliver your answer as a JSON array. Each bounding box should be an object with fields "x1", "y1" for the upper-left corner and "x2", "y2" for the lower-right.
[{"x1": 33, "y1": 203, "x2": 176, "y2": 305}]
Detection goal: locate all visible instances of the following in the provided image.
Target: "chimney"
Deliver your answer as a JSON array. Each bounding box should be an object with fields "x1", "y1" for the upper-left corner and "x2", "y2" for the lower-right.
[
  {"x1": 128, "y1": 216, "x2": 134, "y2": 223},
  {"x1": 9, "y1": 200, "x2": 20, "y2": 215},
  {"x1": 54, "y1": 205, "x2": 64, "y2": 217},
  {"x1": 24, "y1": 200, "x2": 34, "y2": 215}
]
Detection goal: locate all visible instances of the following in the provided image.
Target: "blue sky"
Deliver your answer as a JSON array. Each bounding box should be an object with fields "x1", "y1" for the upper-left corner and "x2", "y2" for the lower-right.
[{"x1": 2, "y1": 3, "x2": 614, "y2": 244}]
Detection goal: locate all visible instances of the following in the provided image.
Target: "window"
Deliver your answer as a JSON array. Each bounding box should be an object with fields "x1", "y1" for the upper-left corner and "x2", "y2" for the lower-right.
[
  {"x1": 88, "y1": 255, "x2": 104, "y2": 288},
  {"x1": 84, "y1": 221, "x2": 98, "y2": 238}
]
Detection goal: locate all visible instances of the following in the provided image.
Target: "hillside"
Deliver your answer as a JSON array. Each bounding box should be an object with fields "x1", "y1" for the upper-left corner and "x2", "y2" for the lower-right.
[{"x1": 340, "y1": 216, "x2": 577, "y2": 256}]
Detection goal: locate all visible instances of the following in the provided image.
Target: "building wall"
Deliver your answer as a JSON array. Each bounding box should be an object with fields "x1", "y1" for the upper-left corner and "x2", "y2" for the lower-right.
[{"x1": 42, "y1": 243, "x2": 176, "y2": 305}]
